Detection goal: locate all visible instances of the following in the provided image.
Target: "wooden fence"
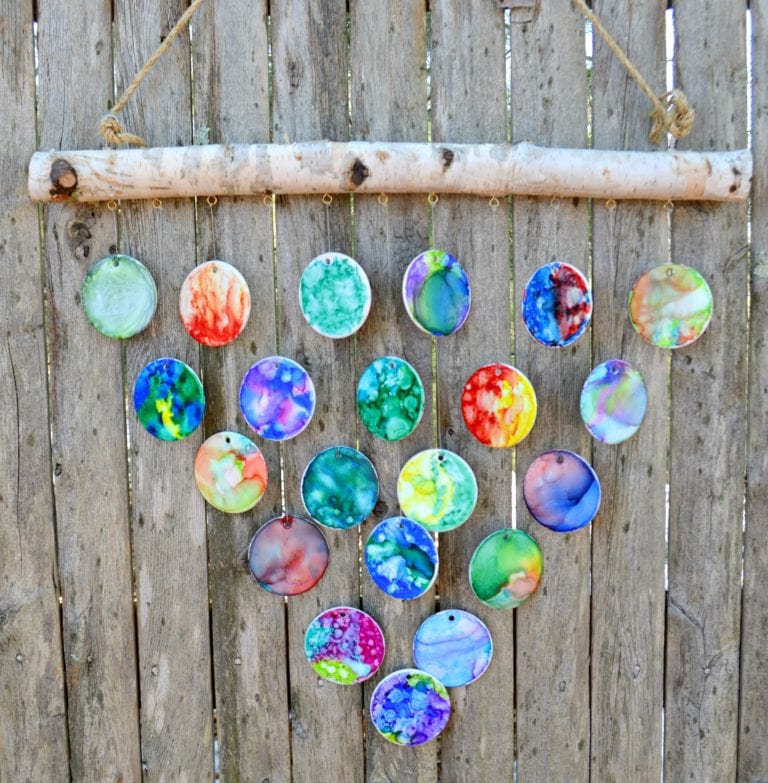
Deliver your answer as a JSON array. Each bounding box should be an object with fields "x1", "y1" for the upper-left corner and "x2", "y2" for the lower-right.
[{"x1": 1, "y1": 0, "x2": 765, "y2": 781}]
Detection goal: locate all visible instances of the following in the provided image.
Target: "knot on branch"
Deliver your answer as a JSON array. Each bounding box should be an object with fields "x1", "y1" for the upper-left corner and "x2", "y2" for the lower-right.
[
  {"x1": 649, "y1": 89, "x2": 695, "y2": 146},
  {"x1": 99, "y1": 114, "x2": 147, "y2": 148}
]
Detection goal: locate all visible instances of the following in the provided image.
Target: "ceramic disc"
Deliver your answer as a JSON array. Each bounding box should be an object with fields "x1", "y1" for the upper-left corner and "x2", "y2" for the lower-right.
[
  {"x1": 301, "y1": 446, "x2": 379, "y2": 530},
  {"x1": 357, "y1": 356, "x2": 425, "y2": 441},
  {"x1": 299, "y1": 252, "x2": 372, "y2": 338},
  {"x1": 461, "y1": 362, "x2": 537, "y2": 448},
  {"x1": 469, "y1": 528, "x2": 543, "y2": 610},
  {"x1": 365, "y1": 517, "x2": 437, "y2": 600},
  {"x1": 179, "y1": 260, "x2": 251, "y2": 347},
  {"x1": 194, "y1": 431, "x2": 267, "y2": 513},
  {"x1": 521, "y1": 261, "x2": 592, "y2": 347},
  {"x1": 629, "y1": 263, "x2": 713, "y2": 348},
  {"x1": 304, "y1": 606, "x2": 385, "y2": 685},
  {"x1": 240, "y1": 356, "x2": 315, "y2": 440},
  {"x1": 402, "y1": 249, "x2": 471, "y2": 336},
  {"x1": 133, "y1": 357, "x2": 204, "y2": 441},
  {"x1": 247, "y1": 515, "x2": 329, "y2": 596},
  {"x1": 580, "y1": 359, "x2": 647, "y2": 444},
  {"x1": 397, "y1": 449, "x2": 477, "y2": 532},
  {"x1": 523, "y1": 450, "x2": 601, "y2": 533},
  {"x1": 81, "y1": 254, "x2": 157, "y2": 338},
  {"x1": 370, "y1": 669, "x2": 451, "y2": 746},
  {"x1": 412, "y1": 609, "x2": 493, "y2": 687}
]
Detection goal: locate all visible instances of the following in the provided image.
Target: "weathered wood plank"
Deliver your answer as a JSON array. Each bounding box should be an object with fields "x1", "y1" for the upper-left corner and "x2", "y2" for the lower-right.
[
  {"x1": 430, "y1": 3, "x2": 514, "y2": 781},
  {"x1": 191, "y1": 2, "x2": 292, "y2": 781},
  {"x1": 37, "y1": 1, "x2": 142, "y2": 779},
  {"x1": 666, "y1": 2, "x2": 748, "y2": 780},
  {"x1": 589, "y1": 2, "x2": 667, "y2": 780},
  {"x1": 114, "y1": 1, "x2": 214, "y2": 779},
  {"x1": 349, "y1": 2, "x2": 435, "y2": 781},
  {"x1": 0, "y1": 3, "x2": 70, "y2": 780},
  {"x1": 271, "y1": 3, "x2": 364, "y2": 782},
  {"x1": 510, "y1": 4, "x2": 591, "y2": 780}
]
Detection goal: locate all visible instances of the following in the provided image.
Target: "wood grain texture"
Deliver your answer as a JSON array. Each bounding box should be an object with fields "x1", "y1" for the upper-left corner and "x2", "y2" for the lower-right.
[
  {"x1": 191, "y1": 2, "x2": 292, "y2": 781},
  {"x1": 666, "y1": 2, "x2": 748, "y2": 780},
  {"x1": 0, "y1": 3, "x2": 69, "y2": 780},
  {"x1": 589, "y1": 3, "x2": 667, "y2": 780},
  {"x1": 349, "y1": 2, "x2": 435, "y2": 781},
  {"x1": 37, "y1": 1, "x2": 142, "y2": 780},
  {"x1": 430, "y1": 2, "x2": 514, "y2": 780},
  {"x1": 510, "y1": 4, "x2": 591, "y2": 781},
  {"x1": 114, "y1": 1, "x2": 214, "y2": 779}
]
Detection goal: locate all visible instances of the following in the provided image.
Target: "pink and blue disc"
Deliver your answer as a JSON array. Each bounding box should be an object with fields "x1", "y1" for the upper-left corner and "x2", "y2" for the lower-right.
[
  {"x1": 304, "y1": 606, "x2": 385, "y2": 685},
  {"x1": 523, "y1": 450, "x2": 601, "y2": 533},
  {"x1": 248, "y1": 515, "x2": 329, "y2": 596},
  {"x1": 522, "y1": 261, "x2": 592, "y2": 347},
  {"x1": 240, "y1": 356, "x2": 315, "y2": 441},
  {"x1": 370, "y1": 669, "x2": 451, "y2": 746},
  {"x1": 413, "y1": 609, "x2": 493, "y2": 687},
  {"x1": 580, "y1": 359, "x2": 647, "y2": 444}
]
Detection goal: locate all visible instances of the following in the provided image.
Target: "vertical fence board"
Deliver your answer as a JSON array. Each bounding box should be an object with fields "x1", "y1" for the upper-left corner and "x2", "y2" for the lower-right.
[
  {"x1": 740, "y1": 1, "x2": 768, "y2": 779},
  {"x1": 37, "y1": 1, "x2": 142, "y2": 780},
  {"x1": 115, "y1": 1, "x2": 214, "y2": 779},
  {"x1": 0, "y1": 3, "x2": 69, "y2": 780},
  {"x1": 510, "y1": 4, "x2": 591, "y2": 781},
  {"x1": 191, "y1": 2, "x2": 292, "y2": 781},
  {"x1": 349, "y1": 2, "x2": 435, "y2": 781},
  {"x1": 666, "y1": 2, "x2": 748, "y2": 780},
  {"x1": 430, "y1": 3, "x2": 515, "y2": 780}
]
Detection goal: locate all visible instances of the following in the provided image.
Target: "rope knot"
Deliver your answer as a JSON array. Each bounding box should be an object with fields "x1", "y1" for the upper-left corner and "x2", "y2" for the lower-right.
[
  {"x1": 650, "y1": 89, "x2": 696, "y2": 145},
  {"x1": 99, "y1": 114, "x2": 148, "y2": 148}
]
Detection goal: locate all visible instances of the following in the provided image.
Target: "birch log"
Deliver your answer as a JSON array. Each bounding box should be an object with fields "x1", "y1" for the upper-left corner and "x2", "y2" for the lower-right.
[{"x1": 28, "y1": 141, "x2": 751, "y2": 202}]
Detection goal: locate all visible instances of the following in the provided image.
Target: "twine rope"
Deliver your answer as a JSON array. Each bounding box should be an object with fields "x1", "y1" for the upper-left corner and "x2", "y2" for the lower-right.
[
  {"x1": 99, "y1": 0, "x2": 207, "y2": 147},
  {"x1": 572, "y1": 0, "x2": 695, "y2": 145}
]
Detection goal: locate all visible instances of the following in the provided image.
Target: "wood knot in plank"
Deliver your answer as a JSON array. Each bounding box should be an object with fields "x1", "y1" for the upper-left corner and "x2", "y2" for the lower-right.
[
  {"x1": 349, "y1": 158, "x2": 370, "y2": 188},
  {"x1": 49, "y1": 159, "x2": 78, "y2": 201}
]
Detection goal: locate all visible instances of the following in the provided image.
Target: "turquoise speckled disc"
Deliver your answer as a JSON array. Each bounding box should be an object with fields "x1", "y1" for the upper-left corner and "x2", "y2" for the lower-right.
[
  {"x1": 81, "y1": 254, "x2": 157, "y2": 338},
  {"x1": 300, "y1": 252, "x2": 372, "y2": 338},
  {"x1": 357, "y1": 356, "x2": 425, "y2": 441}
]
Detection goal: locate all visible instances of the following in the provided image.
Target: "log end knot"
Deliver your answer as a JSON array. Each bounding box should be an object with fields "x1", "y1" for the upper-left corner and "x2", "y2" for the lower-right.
[{"x1": 49, "y1": 158, "x2": 78, "y2": 201}]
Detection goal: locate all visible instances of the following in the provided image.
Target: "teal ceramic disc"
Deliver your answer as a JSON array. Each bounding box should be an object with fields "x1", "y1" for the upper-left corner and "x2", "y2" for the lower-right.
[
  {"x1": 81, "y1": 254, "x2": 157, "y2": 338},
  {"x1": 299, "y1": 252, "x2": 372, "y2": 338}
]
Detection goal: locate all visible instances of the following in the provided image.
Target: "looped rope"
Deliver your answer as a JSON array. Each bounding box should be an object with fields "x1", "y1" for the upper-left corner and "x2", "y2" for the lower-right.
[{"x1": 99, "y1": 114, "x2": 148, "y2": 148}]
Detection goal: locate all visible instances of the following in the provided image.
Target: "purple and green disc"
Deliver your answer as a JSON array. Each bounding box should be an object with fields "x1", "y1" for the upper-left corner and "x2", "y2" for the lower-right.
[
  {"x1": 580, "y1": 359, "x2": 647, "y2": 444},
  {"x1": 301, "y1": 446, "x2": 379, "y2": 530},
  {"x1": 247, "y1": 515, "x2": 329, "y2": 596},
  {"x1": 469, "y1": 528, "x2": 543, "y2": 610},
  {"x1": 413, "y1": 609, "x2": 493, "y2": 687},
  {"x1": 357, "y1": 356, "x2": 425, "y2": 441},
  {"x1": 402, "y1": 249, "x2": 471, "y2": 336},
  {"x1": 523, "y1": 450, "x2": 601, "y2": 533},
  {"x1": 132, "y1": 357, "x2": 204, "y2": 441},
  {"x1": 370, "y1": 669, "x2": 451, "y2": 746},
  {"x1": 365, "y1": 517, "x2": 437, "y2": 600},
  {"x1": 240, "y1": 356, "x2": 315, "y2": 441},
  {"x1": 304, "y1": 606, "x2": 385, "y2": 685}
]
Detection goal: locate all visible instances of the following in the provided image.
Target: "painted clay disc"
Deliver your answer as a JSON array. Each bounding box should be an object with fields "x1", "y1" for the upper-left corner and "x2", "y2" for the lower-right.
[
  {"x1": 179, "y1": 260, "x2": 250, "y2": 347},
  {"x1": 194, "y1": 431, "x2": 268, "y2": 513},
  {"x1": 133, "y1": 357, "x2": 204, "y2": 441},
  {"x1": 301, "y1": 446, "x2": 379, "y2": 530},
  {"x1": 580, "y1": 359, "x2": 647, "y2": 444},
  {"x1": 397, "y1": 449, "x2": 477, "y2": 533},
  {"x1": 304, "y1": 606, "x2": 385, "y2": 685},
  {"x1": 299, "y1": 252, "x2": 372, "y2": 338},
  {"x1": 370, "y1": 669, "x2": 451, "y2": 746},
  {"x1": 461, "y1": 362, "x2": 537, "y2": 448},
  {"x1": 469, "y1": 528, "x2": 543, "y2": 610},
  {"x1": 247, "y1": 515, "x2": 329, "y2": 596},
  {"x1": 629, "y1": 263, "x2": 713, "y2": 348},
  {"x1": 357, "y1": 356, "x2": 425, "y2": 441},
  {"x1": 412, "y1": 609, "x2": 493, "y2": 687},
  {"x1": 521, "y1": 261, "x2": 592, "y2": 347},
  {"x1": 523, "y1": 450, "x2": 601, "y2": 533},
  {"x1": 402, "y1": 249, "x2": 471, "y2": 336},
  {"x1": 240, "y1": 356, "x2": 315, "y2": 441},
  {"x1": 365, "y1": 517, "x2": 437, "y2": 600},
  {"x1": 81, "y1": 254, "x2": 157, "y2": 338}
]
